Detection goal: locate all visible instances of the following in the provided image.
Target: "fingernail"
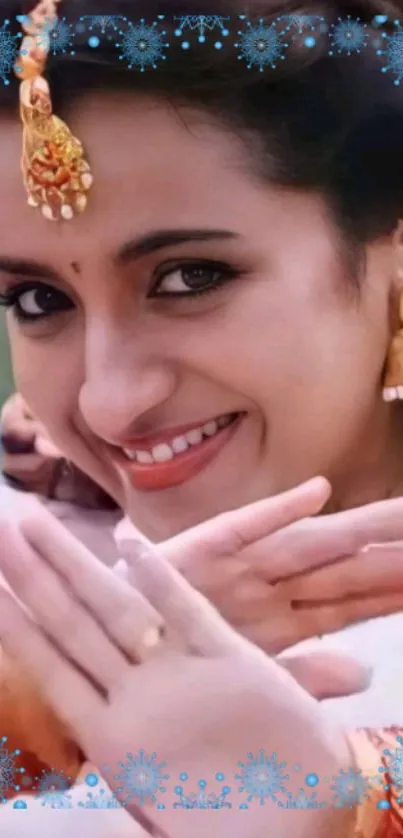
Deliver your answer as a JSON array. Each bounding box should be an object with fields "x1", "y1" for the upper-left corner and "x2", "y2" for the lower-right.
[
  {"x1": 360, "y1": 543, "x2": 398, "y2": 554},
  {"x1": 113, "y1": 559, "x2": 129, "y2": 580},
  {"x1": 119, "y1": 538, "x2": 154, "y2": 563}
]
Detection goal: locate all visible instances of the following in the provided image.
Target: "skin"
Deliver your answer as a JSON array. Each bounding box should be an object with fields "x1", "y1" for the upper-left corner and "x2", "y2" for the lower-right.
[
  {"x1": 0, "y1": 502, "x2": 355, "y2": 838},
  {"x1": 1, "y1": 94, "x2": 403, "y2": 545}
]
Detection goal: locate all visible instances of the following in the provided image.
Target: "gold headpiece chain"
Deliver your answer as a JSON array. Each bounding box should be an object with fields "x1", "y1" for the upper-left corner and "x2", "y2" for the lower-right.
[{"x1": 14, "y1": 1, "x2": 93, "y2": 221}]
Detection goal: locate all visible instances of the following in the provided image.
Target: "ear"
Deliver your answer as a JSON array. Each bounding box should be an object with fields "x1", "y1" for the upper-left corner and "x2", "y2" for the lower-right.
[{"x1": 393, "y1": 220, "x2": 403, "y2": 302}]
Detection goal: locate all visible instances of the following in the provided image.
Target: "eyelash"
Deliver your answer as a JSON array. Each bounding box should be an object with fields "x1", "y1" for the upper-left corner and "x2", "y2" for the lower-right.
[
  {"x1": 0, "y1": 282, "x2": 74, "y2": 324},
  {"x1": 0, "y1": 261, "x2": 240, "y2": 324}
]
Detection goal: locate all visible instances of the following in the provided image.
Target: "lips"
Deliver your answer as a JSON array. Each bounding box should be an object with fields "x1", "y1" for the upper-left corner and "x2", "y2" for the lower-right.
[{"x1": 113, "y1": 412, "x2": 242, "y2": 492}]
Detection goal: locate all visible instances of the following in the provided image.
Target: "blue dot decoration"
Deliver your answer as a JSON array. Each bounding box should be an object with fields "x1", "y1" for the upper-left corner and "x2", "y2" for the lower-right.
[
  {"x1": 304, "y1": 36, "x2": 316, "y2": 48},
  {"x1": 88, "y1": 35, "x2": 100, "y2": 48},
  {"x1": 216, "y1": 773, "x2": 225, "y2": 781},
  {"x1": 305, "y1": 773, "x2": 319, "y2": 787},
  {"x1": 377, "y1": 800, "x2": 391, "y2": 810},
  {"x1": 13, "y1": 800, "x2": 27, "y2": 809},
  {"x1": 181, "y1": 41, "x2": 190, "y2": 50},
  {"x1": 179, "y1": 773, "x2": 188, "y2": 781},
  {"x1": 214, "y1": 41, "x2": 223, "y2": 49},
  {"x1": 85, "y1": 773, "x2": 99, "y2": 787}
]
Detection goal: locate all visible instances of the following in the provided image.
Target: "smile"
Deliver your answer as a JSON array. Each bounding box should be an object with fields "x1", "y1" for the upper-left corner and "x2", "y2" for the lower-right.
[{"x1": 114, "y1": 412, "x2": 242, "y2": 492}]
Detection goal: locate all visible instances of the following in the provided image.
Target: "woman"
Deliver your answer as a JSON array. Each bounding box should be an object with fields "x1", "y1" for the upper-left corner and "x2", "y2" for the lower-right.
[{"x1": 0, "y1": 0, "x2": 403, "y2": 833}]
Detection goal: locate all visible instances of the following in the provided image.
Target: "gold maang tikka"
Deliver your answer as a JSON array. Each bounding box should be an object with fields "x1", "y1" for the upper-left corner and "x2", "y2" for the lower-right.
[{"x1": 14, "y1": 1, "x2": 93, "y2": 221}]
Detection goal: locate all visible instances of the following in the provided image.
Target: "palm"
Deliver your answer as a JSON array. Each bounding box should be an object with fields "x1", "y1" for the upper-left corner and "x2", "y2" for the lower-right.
[{"x1": 0, "y1": 491, "x2": 355, "y2": 838}]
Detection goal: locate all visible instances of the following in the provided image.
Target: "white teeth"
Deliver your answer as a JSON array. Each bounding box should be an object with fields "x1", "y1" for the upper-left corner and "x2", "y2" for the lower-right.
[
  {"x1": 203, "y1": 420, "x2": 218, "y2": 437},
  {"x1": 136, "y1": 450, "x2": 154, "y2": 465},
  {"x1": 172, "y1": 435, "x2": 189, "y2": 454},
  {"x1": 151, "y1": 443, "x2": 174, "y2": 463},
  {"x1": 186, "y1": 428, "x2": 203, "y2": 446},
  {"x1": 122, "y1": 414, "x2": 236, "y2": 464}
]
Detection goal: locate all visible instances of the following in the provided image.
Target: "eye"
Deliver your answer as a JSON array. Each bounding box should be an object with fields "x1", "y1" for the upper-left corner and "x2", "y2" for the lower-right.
[
  {"x1": 150, "y1": 261, "x2": 240, "y2": 297},
  {"x1": 0, "y1": 283, "x2": 74, "y2": 323}
]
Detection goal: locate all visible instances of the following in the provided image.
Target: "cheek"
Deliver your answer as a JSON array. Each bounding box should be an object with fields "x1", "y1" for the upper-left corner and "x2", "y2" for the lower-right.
[{"x1": 7, "y1": 322, "x2": 80, "y2": 438}]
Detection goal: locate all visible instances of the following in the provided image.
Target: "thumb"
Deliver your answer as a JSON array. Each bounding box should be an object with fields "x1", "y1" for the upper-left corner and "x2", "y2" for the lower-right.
[{"x1": 279, "y1": 651, "x2": 372, "y2": 700}]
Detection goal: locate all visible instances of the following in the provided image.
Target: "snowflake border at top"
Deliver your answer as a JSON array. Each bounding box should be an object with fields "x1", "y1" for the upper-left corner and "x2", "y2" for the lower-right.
[
  {"x1": 115, "y1": 18, "x2": 169, "y2": 72},
  {"x1": 0, "y1": 13, "x2": 402, "y2": 87}
]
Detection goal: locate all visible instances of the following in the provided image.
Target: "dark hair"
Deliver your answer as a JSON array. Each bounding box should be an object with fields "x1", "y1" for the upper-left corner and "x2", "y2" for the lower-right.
[{"x1": 2, "y1": 0, "x2": 403, "y2": 255}]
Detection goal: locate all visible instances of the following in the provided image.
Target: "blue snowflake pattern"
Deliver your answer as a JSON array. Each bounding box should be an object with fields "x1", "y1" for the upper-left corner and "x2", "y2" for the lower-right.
[
  {"x1": 79, "y1": 15, "x2": 123, "y2": 35},
  {"x1": 330, "y1": 767, "x2": 372, "y2": 808},
  {"x1": 283, "y1": 14, "x2": 322, "y2": 34},
  {"x1": 329, "y1": 16, "x2": 368, "y2": 55},
  {"x1": 110, "y1": 750, "x2": 169, "y2": 806},
  {"x1": 379, "y1": 28, "x2": 403, "y2": 85},
  {"x1": 174, "y1": 777, "x2": 232, "y2": 809},
  {"x1": 115, "y1": 19, "x2": 169, "y2": 71},
  {"x1": 236, "y1": 750, "x2": 289, "y2": 805},
  {"x1": 236, "y1": 19, "x2": 288, "y2": 72},
  {"x1": 34, "y1": 16, "x2": 74, "y2": 56},
  {"x1": 277, "y1": 789, "x2": 327, "y2": 809},
  {"x1": 0, "y1": 737, "x2": 25, "y2": 801},
  {"x1": 34, "y1": 768, "x2": 73, "y2": 808},
  {"x1": 281, "y1": 13, "x2": 325, "y2": 49},
  {"x1": 0, "y1": 20, "x2": 21, "y2": 86},
  {"x1": 173, "y1": 15, "x2": 230, "y2": 44},
  {"x1": 381, "y1": 735, "x2": 403, "y2": 801},
  {"x1": 78, "y1": 788, "x2": 122, "y2": 808}
]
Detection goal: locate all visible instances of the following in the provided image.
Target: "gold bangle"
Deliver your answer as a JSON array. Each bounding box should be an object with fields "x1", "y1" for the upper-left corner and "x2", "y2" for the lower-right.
[{"x1": 347, "y1": 731, "x2": 389, "y2": 838}]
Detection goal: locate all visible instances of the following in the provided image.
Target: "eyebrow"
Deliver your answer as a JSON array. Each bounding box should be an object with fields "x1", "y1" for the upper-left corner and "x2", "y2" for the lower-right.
[
  {"x1": 116, "y1": 228, "x2": 239, "y2": 263},
  {"x1": 0, "y1": 257, "x2": 62, "y2": 282},
  {"x1": 0, "y1": 229, "x2": 240, "y2": 280}
]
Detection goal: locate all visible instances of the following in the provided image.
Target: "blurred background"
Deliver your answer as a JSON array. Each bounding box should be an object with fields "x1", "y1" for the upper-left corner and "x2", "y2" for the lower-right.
[{"x1": 0, "y1": 315, "x2": 12, "y2": 406}]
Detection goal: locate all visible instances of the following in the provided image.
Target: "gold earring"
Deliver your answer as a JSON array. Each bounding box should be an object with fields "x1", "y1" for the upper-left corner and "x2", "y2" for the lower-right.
[{"x1": 383, "y1": 290, "x2": 403, "y2": 402}]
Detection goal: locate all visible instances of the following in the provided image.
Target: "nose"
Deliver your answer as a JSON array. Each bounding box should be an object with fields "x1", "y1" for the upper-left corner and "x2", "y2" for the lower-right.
[{"x1": 78, "y1": 333, "x2": 176, "y2": 444}]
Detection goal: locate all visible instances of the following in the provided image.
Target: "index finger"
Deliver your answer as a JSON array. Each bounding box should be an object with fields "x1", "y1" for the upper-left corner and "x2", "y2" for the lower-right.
[
  {"x1": 246, "y1": 496, "x2": 403, "y2": 582},
  {"x1": 156, "y1": 477, "x2": 331, "y2": 568}
]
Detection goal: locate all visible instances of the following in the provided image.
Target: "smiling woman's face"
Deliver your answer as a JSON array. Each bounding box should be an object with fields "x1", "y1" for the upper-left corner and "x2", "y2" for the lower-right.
[{"x1": 0, "y1": 93, "x2": 395, "y2": 539}]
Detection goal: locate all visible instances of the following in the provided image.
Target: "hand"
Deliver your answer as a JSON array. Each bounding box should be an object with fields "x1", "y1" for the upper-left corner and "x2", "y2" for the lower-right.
[
  {"x1": 1, "y1": 393, "x2": 117, "y2": 509},
  {"x1": 117, "y1": 490, "x2": 403, "y2": 654},
  {"x1": 0, "y1": 505, "x2": 354, "y2": 838},
  {"x1": 0, "y1": 393, "x2": 61, "y2": 495}
]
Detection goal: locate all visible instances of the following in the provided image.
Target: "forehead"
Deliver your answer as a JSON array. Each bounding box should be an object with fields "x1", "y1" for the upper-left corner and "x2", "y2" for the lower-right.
[
  {"x1": 0, "y1": 95, "x2": 263, "y2": 261},
  {"x1": 0, "y1": 93, "x2": 336, "y2": 273}
]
